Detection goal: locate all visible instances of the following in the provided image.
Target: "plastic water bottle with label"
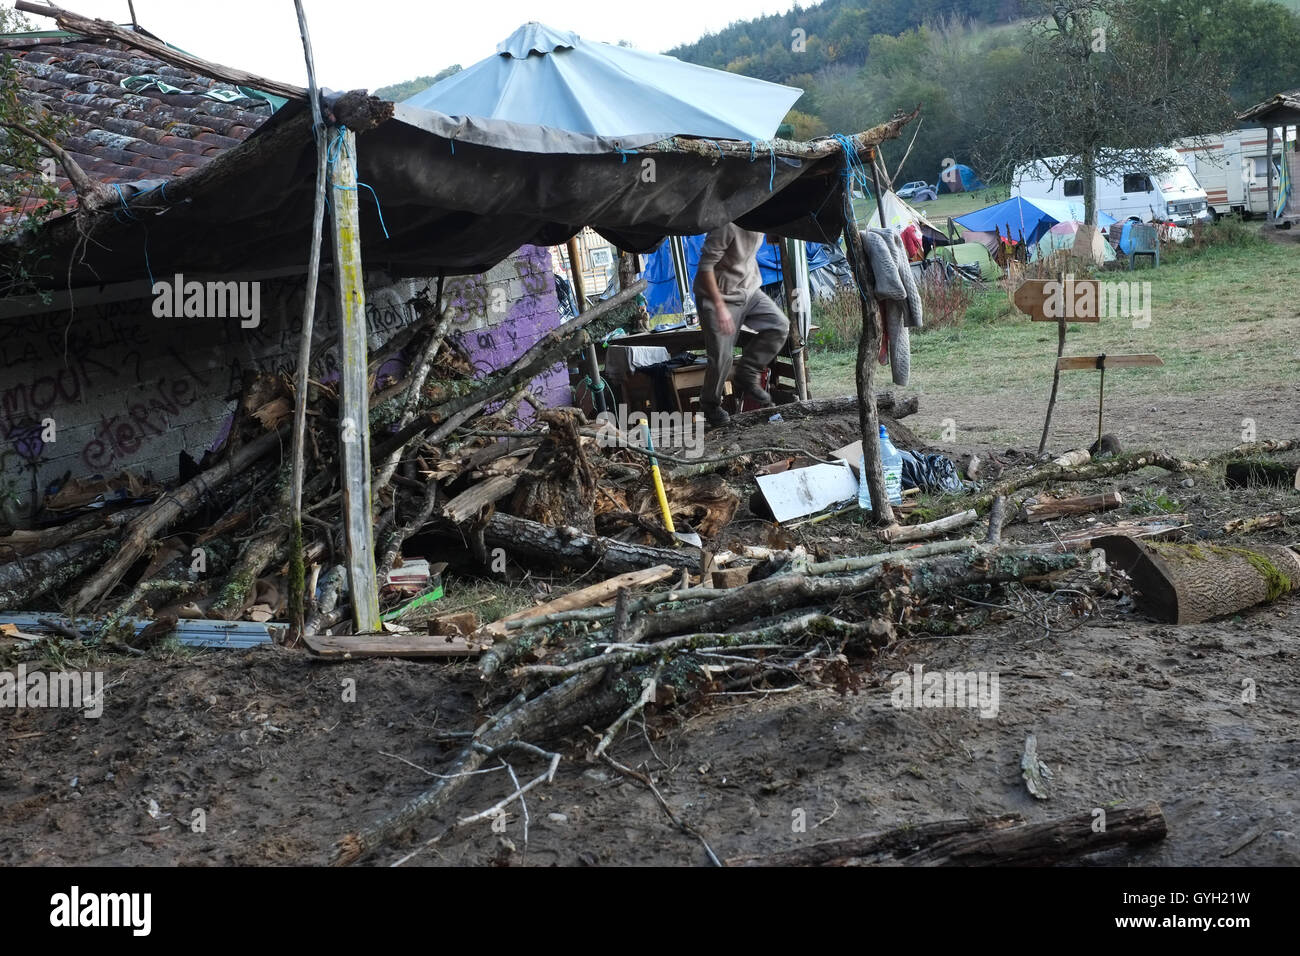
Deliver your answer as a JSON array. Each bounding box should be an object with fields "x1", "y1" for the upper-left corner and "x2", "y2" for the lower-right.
[{"x1": 859, "y1": 425, "x2": 905, "y2": 509}]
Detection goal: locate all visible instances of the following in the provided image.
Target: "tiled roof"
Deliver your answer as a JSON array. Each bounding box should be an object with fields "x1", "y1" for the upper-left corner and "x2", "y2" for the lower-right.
[{"x1": 2, "y1": 31, "x2": 276, "y2": 213}]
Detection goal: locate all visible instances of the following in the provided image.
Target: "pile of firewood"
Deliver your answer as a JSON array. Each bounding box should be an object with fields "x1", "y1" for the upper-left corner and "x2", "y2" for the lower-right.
[{"x1": 0, "y1": 278, "x2": 662, "y2": 631}]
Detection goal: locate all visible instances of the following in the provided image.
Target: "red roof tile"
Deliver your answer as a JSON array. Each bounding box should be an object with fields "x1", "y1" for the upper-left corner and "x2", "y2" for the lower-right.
[{"x1": 2, "y1": 32, "x2": 276, "y2": 214}]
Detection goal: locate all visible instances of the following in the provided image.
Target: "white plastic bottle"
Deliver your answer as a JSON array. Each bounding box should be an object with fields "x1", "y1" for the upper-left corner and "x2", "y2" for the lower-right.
[
  {"x1": 860, "y1": 425, "x2": 905, "y2": 508},
  {"x1": 880, "y1": 425, "x2": 904, "y2": 505}
]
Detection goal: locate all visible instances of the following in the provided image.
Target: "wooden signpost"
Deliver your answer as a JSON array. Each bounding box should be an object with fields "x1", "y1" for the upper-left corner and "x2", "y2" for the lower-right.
[
  {"x1": 1056, "y1": 353, "x2": 1164, "y2": 443},
  {"x1": 1013, "y1": 277, "x2": 1161, "y2": 450}
]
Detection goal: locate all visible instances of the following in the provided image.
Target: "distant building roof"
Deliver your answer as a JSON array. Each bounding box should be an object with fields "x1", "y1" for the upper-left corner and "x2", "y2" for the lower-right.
[
  {"x1": 1238, "y1": 89, "x2": 1300, "y2": 125},
  {"x1": 1, "y1": 29, "x2": 276, "y2": 215}
]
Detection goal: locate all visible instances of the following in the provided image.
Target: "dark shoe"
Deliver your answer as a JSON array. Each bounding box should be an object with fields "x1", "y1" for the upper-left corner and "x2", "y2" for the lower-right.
[
  {"x1": 701, "y1": 404, "x2": 731, "y2": 428},
  {"x1": 737, "y1": 379, "x2": 774, "y2": 407}
]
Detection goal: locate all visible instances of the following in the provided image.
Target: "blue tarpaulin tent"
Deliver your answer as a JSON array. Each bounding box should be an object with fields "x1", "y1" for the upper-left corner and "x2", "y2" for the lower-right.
[
  {"x1": 952, "y1": 196, "x2": 1117, "y2": 248},
  {"x1": 640, "y1": 236, "x2": 837, "y2": 315},
  {"x1": 937, "y1": 163, "x2": 985, "y2": 194},
  {"x1": 402, "y1": 22, "x2": 803, "y2": 148}
]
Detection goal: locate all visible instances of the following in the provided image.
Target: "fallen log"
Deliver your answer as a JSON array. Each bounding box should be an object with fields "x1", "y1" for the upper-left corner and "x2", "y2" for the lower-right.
[
  {"x1": 901, "y1": 802, "x2": 1167, "y2": 866},
  {"x1": 1097, "y1": 535, "x2": 1300, "y2": 624},
  {"x1": 479, "y1": 512, "x2": 700, "y2": 575},
  {"x1": 1024, "y1": 491, "x2": 1123, "y2": 522},
  {"x1": 66, "y1": 427, "x2": 288, "y2": 614},
  {"x1": 882, "y1": 509, "x2": 978, "y2": 543},
  {"x1": 0, "y1": 536, "x2": 120, "y2": 611},
  {"x1": 725, "y1": 814, "x2": 1024, "y2": 866},
  {"x1": 1228, "y1": 438, "x2": 1300, "y2": 456},
  {"x1": 1223, "y1": 509, "x2": 1300, "y2": 536},
  {"x1": 479, "y1": 563, "x2": 677, "y2": 676},
  {"x1": 627, "y1": 547, "x2": 1080, "y2": 644},
  {"x1": 967, "y1": 450, "x2": 1207, "y2": 515},
  {"x1": 728, "y1": 392, "x2": 919, "y2": 426}
]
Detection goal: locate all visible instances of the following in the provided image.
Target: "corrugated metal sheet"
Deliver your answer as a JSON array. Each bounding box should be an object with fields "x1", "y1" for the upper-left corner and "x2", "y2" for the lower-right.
[{"x1": 0, "y1": 612, "x2": 277, "y2": 649}]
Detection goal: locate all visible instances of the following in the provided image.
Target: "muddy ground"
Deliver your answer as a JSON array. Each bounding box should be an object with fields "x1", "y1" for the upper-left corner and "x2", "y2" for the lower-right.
[{"x1": 3, "y1": 405, "x2": 1299, "y2": 866}]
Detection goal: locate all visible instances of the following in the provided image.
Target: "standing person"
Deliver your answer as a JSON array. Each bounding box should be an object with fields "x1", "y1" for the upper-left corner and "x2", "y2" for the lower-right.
[{"x1": 693, "y1": 223, "x2": 790, "y2": 427}]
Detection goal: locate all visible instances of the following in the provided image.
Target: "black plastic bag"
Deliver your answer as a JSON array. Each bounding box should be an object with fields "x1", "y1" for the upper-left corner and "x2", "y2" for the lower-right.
[{"x1": 900, "y1": 450, "x2": 965, "y2": 494}]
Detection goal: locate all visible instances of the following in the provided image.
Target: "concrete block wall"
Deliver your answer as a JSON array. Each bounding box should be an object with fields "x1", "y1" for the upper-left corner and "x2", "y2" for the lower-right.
[{"x1": 0, "y1": 245, "x2": 565, "y2": 520}]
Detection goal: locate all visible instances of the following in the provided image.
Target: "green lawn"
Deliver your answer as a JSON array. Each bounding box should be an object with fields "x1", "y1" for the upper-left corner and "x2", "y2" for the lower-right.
[{"x1": 807, "y1": 231, "x2": 1300, "y2": 441}]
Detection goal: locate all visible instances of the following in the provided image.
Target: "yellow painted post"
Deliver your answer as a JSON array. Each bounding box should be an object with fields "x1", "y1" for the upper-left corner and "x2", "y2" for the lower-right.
[{"x1": 328, "y1": 126, "x2": 381, "y2": 632}]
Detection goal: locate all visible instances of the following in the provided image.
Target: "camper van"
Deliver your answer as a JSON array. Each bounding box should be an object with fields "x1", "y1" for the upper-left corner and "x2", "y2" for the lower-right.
[
  {"x1": 1174, "y1": 128, "x2": 1290, "y2": 218},
  {"x1": 1013, "y1": 148, "x2": 1211, "y2": 227}
]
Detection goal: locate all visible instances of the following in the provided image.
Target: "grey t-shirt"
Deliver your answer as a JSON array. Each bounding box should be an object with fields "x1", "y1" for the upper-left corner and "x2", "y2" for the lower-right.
[{"x1": 695, "y1": 223, "x2": 763, "y2": 302}]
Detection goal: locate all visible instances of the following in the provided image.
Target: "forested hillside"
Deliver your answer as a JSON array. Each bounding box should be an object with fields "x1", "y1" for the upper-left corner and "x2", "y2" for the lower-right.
[{"x1": 666, "y1": 0, "x2": 1300, "y2": 185}]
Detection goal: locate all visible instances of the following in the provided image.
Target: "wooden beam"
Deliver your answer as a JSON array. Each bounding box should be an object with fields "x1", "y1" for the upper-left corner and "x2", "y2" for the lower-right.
[
  {"x1": 15, "y1": 1, "x2": 307, "y2": 100},
  {"x1": 1056, "y1": 354, "x2": 1163, "y2": 371},
  {"x1": 328, "y1": 127, "x2": 381, "y2": 633},
  {"x1": 303, "y1": 632, "x2": 490, "y2": 659}
]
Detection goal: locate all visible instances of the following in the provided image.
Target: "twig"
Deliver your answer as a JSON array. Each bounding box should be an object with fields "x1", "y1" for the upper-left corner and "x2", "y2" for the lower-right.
[{"x1": 599, "y1": 753, "x2": 721, "y2": 867}]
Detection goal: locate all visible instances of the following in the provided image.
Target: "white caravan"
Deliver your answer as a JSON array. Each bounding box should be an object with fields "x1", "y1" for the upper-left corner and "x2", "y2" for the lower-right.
[
  {"x1": 1013, "y1": 148, "x2": 1211, "y2": 226},
  {"x1": 1175, "y1": 128, "x2": 1292, "y2": 218}
]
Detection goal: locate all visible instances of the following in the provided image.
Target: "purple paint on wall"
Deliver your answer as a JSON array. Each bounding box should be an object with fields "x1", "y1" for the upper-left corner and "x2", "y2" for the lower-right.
[{"x1": 450, "y1": 244, "x2": 571, "y2": 418}]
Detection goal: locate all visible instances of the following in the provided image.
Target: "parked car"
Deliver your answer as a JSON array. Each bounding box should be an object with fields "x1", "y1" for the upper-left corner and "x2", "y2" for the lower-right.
[{"x1": 897, "y1": 180, "x2": 938, "y2": 201}]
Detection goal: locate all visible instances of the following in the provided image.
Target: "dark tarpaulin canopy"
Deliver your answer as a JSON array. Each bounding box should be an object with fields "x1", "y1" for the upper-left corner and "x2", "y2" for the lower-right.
[{"x1": 9, "y1": 94, "x2": 913, "y2": 291}]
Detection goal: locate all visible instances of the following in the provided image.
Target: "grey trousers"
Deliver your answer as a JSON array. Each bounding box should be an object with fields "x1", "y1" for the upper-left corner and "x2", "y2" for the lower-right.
[{"x1": 695, "y1": 289, "x2": 790, "y2": 408}]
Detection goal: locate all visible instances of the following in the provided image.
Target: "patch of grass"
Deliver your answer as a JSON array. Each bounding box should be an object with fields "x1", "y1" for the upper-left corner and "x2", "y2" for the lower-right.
[{"x1": 805, "y1": 225, "x2": 1300, "y2": 413}]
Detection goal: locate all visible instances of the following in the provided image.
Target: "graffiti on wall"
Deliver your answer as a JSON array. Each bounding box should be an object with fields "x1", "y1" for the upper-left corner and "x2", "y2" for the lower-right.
[{"x1": 1, "y1": 246, "x2": 563, "y2": 489}]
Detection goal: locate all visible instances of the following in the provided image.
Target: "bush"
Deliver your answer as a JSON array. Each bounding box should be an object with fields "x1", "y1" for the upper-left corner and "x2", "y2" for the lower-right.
[
  {"x1": 916, "y1": 268, "x2": 975, "y2": 328},
  {"x1": 1179, "y1": 216, "x2": 1264, "y2": 251},
  {"x1": 808, "y1": 287, "x2": 861, "y2": 351}
]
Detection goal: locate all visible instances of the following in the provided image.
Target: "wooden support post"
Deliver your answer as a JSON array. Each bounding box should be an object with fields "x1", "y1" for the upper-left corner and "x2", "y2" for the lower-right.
[
  {"x1": 288, "y1": 0, "x2": 326, "y2": 636},
  {"x1": 567, "y1": 236, "x2": 607, "y2": 414},
  {"x1": 1267, "y1": 125, "x2": 1276, "y2": 224},
  {"x1": 328, "y1": 127, "x2": 381, "y2": 633},
  {"x1": 779, "y1": 238, "x2": 810, "y2": 401}
]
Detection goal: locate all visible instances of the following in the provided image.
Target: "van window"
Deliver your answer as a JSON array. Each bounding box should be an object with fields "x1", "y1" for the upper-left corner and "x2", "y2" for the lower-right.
[
  {"x1": 1253, "y1": 156, "x2": 1282, "y2": 178},
  {"x1": 1123, "y1": 173, "x2": 1152, "y2": 193},
  {"x1": 1063, "y1": 179, "x2": 1083, "y2": 196}
]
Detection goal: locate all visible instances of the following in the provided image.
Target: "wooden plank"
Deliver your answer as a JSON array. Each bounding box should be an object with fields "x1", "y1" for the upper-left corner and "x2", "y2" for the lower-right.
[
  {"x1": 441, "y1": 474, "x2": 520, "y2": 523},
  {"x1": 303, "y1": 632, "x2": 489, "y2": 659},
  {"x1": 482, "y1": 564, "x2": 677, "y2": 638},
  {"x1": 1014, "y1": 278, "x2": 1103, "y2": 322},
  {"x1": 1056, "y1": 353, "x2": 1164, "y2": 371},
  {"x1": 329, "y1": 127, "x2": 381, "y2": 633}
]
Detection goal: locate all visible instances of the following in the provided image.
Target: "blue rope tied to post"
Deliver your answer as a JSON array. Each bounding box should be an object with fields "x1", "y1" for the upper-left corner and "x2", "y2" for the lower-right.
[
  {"x1": 326, "y1": 125, "x2": 391, "y2": 239},
  {"x1": 111, "y1": 183, "x2": 138, "y2": 221},
  {"x1": 832, "y1": 132, "x2": 872, "y2": 218},
  {"x1": 748, "y1": 140, "x2": 778, "y2": 191},
  {"x1": 615, "y1": 147, "x2": 639, "y2": 164}
]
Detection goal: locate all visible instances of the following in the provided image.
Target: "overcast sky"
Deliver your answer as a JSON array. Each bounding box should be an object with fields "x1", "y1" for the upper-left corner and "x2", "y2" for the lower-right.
[{"x1": 14, "y1": 0, "x2": 800, "y2": 92}]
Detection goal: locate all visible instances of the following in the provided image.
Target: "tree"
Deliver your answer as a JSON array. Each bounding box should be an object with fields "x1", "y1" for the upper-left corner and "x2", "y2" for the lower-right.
[
  {"x1": 0, "y1": 6, "x2": 72, "y2": 296},
  {"x1": 374, "y1": 64, "x2": 463, "y2": 103},
  {"x1": 974, "y1": 0, "x2": 1236, "y2": 226},
  {"x1": 1126, "y1": 0, "x2": 1300, "y2": 107}
]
